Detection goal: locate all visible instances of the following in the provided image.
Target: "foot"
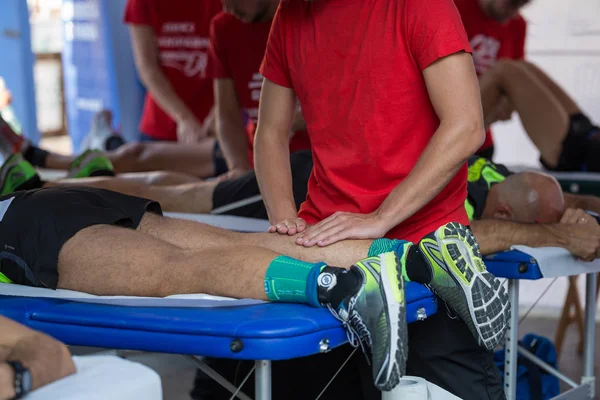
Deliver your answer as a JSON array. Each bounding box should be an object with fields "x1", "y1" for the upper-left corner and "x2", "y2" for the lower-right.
[
  {"x1": 419, "y1": 222, "x2": 510, "y2": 350},
  {"x1": 68, "y1": 150, "x2": 115, "y2": 178},
  {"x1": 80, "y1": 110, "x2": 124, "y2": 152},
  {"x1": 327, "y1": 251, "x2": 408, "y2": 391},
  {"x1": 0, "y1": 114, "x2": 29, "y2": 159},
  {"x1": 0, "y1": 154, "x2": 41, "y2": 195}
]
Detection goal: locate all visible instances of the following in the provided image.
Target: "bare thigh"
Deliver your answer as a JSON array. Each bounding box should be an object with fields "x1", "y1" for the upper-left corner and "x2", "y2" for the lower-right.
[
  {"x1": 57, "y1": 224, "x2": 183, "y2": 296},
  {"x1": 117, "y1": 171, "x2": 202, "y2": 186}
]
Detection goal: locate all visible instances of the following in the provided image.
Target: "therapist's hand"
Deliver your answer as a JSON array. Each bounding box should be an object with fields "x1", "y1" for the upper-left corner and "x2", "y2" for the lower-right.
[
  {"x1": 269, "y1": 217, "x2": 307, "y2": 236},
  {"x1": 296, "y1": 211, "x2": 388, "y2": 247}
]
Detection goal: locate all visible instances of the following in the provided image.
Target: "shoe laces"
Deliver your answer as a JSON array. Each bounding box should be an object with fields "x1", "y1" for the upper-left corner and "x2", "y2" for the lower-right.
[{"x1": 327, "y1": 296, "x2": 372, "y2": 358}]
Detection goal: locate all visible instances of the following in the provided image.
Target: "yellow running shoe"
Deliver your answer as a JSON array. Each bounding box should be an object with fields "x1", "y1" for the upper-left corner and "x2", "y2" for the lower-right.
[{"x1": 419, "y1": 222, "x2": 510, "y2": 350}]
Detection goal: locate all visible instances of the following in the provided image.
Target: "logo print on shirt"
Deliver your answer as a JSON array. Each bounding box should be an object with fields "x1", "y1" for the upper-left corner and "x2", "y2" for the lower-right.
[
  {"x1": 159, "y1": 22, "x2": 209, "y2": 78},
  {"x1": 246, "y1": 72, "x2": 264, "y2": 122},
  {"x1": 470, "y1": 34, "x2": 501, "y2": 75}
]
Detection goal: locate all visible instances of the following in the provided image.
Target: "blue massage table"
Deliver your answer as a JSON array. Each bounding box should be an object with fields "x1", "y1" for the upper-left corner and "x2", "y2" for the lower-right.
[
  {"x1": 0, "y1": 284, "x2": 435, "y2": 400},
  {"x1": 485, "y1": 250, "x2": 597, "y2": 400}
]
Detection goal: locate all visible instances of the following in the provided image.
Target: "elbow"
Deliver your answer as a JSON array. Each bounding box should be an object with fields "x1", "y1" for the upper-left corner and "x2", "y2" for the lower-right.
[{"x1": 457, "y1": 117, "x2": 485, "y2": 157}]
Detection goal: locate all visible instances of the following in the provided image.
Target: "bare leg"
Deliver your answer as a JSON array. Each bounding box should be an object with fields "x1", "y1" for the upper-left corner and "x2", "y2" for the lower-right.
[
  {"x1": 116, "y1": 171, "x2": 202, "y2": 186},
  {"x1": 520, "y1": 61, "x2": 580, "y2": 115},
  {"x1": 57, "y1": 224, "x2": 275, "y2": 298},
  {"x1": 45, "y1": 178, "x2": 217, "y2": 213},
  {"x1": 138, "y1": 213, "x2": 372, "y2": 268},
  {"x1": 108, "y1": 139, "x2": 217, "y2": 178},
  {"x1": 44, "y1": 139, "x2": 217, "y2": 179},
  {"x1": 480, "y1": 60, "x2": 569, "y2": 167}
]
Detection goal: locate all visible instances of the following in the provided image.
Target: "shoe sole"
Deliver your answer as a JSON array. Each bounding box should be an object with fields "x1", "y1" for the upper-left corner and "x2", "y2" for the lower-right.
[
  {"x1": 373, "y1": 252, "x2": 408, "y2": 391},
  {"x1": 428, "y1": 222, "x2": 510, "y2": 350}
]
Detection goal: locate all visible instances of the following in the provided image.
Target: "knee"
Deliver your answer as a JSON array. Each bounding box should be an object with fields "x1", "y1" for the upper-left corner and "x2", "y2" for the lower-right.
[
  {"x1": 112, "y1": 142, "x2": 146, "y2": 165},
  {"x1": 491, "y1": 59, "x2": 523, "y2": 83}
]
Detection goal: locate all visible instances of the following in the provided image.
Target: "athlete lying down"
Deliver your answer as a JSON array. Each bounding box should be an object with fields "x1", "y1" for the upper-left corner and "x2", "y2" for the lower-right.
[
  {"x1": 0, "y1": 186, "x2": 510, "y2": 391},
  {"x1": 2, "y1": 153, "x2": 598, "y2": 260}
]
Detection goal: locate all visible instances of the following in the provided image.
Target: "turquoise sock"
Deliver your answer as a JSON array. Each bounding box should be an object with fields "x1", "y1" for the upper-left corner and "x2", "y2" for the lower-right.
[
  {"x1": 368, "y1": 238, "x2": 408, "y2": 257},
  {"x1": 264, "y1": 256, "x2": 325, "y2": 307},
  {"x1": 368, "y1": 238, "x2": 413, "y2": 282}
]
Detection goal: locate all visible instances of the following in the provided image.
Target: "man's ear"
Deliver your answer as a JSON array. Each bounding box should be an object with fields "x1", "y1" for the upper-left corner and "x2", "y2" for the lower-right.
[{"x1": 493, "y1": 204, "x2": 513, "y2": 220}]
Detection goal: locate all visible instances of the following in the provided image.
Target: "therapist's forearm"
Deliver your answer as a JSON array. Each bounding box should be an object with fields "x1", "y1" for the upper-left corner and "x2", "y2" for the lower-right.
[
  {"x1": 139, "y1": 66, "x2": 196, "y2": 123},
  {"x1": 255, "y1": 133, "x2": 296, "y2": 222},
  {"x1": 216, "y1": 114, "x2": 251, "y2": 170},
  {"x1": 376, "y1": 123, "x2": 483, "y2": 228}
]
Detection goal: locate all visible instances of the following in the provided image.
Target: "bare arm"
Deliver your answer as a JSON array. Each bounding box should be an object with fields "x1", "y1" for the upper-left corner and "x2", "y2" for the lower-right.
[
  {"x1": 564, "y1": 193, "x2": 600, "y2": 215},
  {"x1": 0, "y1": 317, "x2": 75, "y2": 399},
  {"x1": 214, "y1": 79, "x2": 251, "y2": 171},
  {"x1": 471, "y1": 219, "x2": 600, "y2": 260},
  {"x1": 254, "y1": 79, "x2": 298, "y2": 225},
  {"x1": 129, "y1": 25, "x2": 204, "y2": 141},
  {"x1": 471, "y1": 220, "x2": 567, "y2": 255},
  {"x1": 376, "y1": 52, "x2": 485, "y2": 227},
  {"x1": 291, "y1": 106, "x2": 306, "y2": 133}
]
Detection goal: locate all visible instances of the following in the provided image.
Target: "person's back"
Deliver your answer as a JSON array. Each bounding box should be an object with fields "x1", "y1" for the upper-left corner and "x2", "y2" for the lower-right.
[{"x1": 261, "y1": 0, "x2": 470, "y2": 242}]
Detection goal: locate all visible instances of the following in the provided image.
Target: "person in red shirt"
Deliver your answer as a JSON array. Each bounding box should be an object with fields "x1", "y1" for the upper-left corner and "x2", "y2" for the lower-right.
[
  {"x1": 208, "y1": 7, "x2": 311, "y2": 181},
  {"x1": 454, "y1": 0, "x2": 530, "y2": 158},
  {"x1": 123, "y1": 0, "x2": 221, "y2": 143},
  {"x1": 256, "y1": 0, "x2": 509, "y2": 397}
]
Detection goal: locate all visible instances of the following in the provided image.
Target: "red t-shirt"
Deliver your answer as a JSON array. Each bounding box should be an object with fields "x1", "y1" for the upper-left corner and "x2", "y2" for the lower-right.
[
  {"x1": 454, "y1": 0, "x2": 527, "y2": 151},
  {"x1": 208, "y1": 12, "x2": 310, "y2": 166},
  {"x1": 124, "y1": 0, "x2": 222, "y2": 141},
  {"x1": 260, "y1": 0, "x2": 472, "y2": 243}
]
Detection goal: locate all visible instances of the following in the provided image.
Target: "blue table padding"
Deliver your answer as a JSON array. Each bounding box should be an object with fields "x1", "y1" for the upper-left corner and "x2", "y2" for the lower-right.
[
  {"x1": 484, "y1": 250, "x2": 542, "y2": 280},
  {"x1": 0, "y1": 282, "x2": 436, "y2": 360}
]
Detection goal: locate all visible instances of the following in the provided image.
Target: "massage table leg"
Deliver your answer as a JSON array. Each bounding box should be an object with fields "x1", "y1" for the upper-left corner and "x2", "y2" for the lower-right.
[
  {"x1": 505, "y1": 279, "x2": 520, "y2": 400},
  {"x1": 255, "y1": 360, "x2": 272, "y2": 400},
  {"x1": 555, "y1": 276, "x2": 585, "y2": 357},
  {"x1": 582, "y1": 273, "x2": 597, "y2": 395}
]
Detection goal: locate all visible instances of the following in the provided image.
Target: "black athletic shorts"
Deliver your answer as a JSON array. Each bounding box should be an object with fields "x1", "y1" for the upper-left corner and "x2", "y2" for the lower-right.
[
  {"x1": 540, "y1": 113, "x2": 600, "y2": 172},
  {"x1": 0, "y1": 186, "x2": 161, "y2": 289},
  {"x1": 212, "y1": 150, "x2": 314, "y2": 218}
]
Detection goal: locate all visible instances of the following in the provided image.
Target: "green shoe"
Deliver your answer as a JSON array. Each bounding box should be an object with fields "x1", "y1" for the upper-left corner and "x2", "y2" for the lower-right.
[
  {"x1": 327, "y1": 251, "x2": 408, "y2": 391},
  {"x1": 0, "y1": 154, "x2": 40, "y2": 195},
  {"x1": 68, "y1": 150, "x2": 115, "y2": 178},
  {"x1": 419, "y1": 222, "x2": 510, "y2": 350}
]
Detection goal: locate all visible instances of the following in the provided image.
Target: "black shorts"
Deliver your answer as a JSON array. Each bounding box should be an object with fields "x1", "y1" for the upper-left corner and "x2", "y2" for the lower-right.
[
  {"x1": 476, "y1": 145, "x2": 495, "y2": 160},
  {"x1": 212, "y1": 150, "x2": 314, "y2": 219},
  {"x1": 0, "y1": 186, "x2": 161, "y2": 289},
  {"x1": 540, "y1": 113, "x2": 600, "y2": 172}
]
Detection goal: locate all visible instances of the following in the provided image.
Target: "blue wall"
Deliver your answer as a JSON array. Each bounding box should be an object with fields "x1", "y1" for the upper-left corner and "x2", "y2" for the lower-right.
[
  {"x1": 62, "y1": 0, "x2": 144, "y2": 152},
  {"x1": 0, "y1": 0, "x2": 39, "y2": 143}
]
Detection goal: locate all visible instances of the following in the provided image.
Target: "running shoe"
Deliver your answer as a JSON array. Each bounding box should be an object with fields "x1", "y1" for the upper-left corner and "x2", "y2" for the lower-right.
[
  {"x1": 419, "y1": 222, "x2": 510, "y2": 350},
  {"x1": 79, "y1": 110, "x2": 125, "y2": 152},
  {"x1": 326, "y1": 250, "x2": 409, "y2": 391},
  {"x1": 68, "y1": 149, "x2": 115, "y2": 178},
  {"x1": 0, "y1": 154, "x2": 40, "y2": 195}
]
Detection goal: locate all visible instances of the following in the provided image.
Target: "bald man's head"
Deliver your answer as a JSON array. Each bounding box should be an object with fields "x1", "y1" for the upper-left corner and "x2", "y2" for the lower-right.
[{"x1": 483, "y1": 172, "x2": 564, "y2": 223}]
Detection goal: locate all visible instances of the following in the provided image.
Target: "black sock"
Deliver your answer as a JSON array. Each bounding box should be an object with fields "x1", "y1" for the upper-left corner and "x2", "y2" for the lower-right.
[
  {"x1": 405, "y1": 246, "x2": 433, "y2": 284},
  {"x1": 317, "y1": 266, "x2": 362, "y2": 309},
  {"x1": 23, "y1": 146, "x2": 49, "y2": 168}
]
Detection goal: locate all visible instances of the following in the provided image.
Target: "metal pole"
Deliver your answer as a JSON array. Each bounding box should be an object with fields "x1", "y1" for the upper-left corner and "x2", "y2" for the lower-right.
[
  {"x1": 505, "y1": 279, "x2": 519, "y2": 400},
  {"x1": 255, "y1": 360, "x2": 272, "y2": 400},
  {"x1": 517, "y1": 345, "x2": 578, "y2": 388},
  {"x1": 184, "y1": 356, "x2": 253, "y2": 400},
  {"x1": 582, "y1": 272, "x2": 597, "y2": 394}
]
